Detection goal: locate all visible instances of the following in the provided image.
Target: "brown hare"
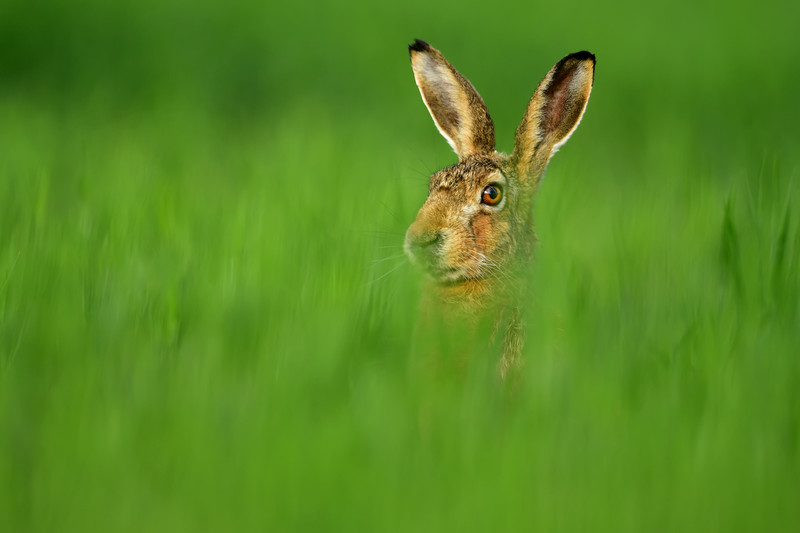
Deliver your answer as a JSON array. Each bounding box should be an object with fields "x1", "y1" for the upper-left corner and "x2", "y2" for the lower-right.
[{"x1": 404, "y1": 39, "x2": 595, "y2": 378}]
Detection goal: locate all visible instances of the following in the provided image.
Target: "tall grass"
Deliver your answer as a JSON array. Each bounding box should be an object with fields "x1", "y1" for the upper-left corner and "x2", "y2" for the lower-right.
[{"x1": 1, "y1": 0, "x2": 799, "y2": 531}]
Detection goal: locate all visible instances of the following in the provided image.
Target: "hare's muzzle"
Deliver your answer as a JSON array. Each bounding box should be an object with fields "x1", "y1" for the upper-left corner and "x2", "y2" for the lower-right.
[{"x1": 404, "y1": 226, "x2": 443, "y2": 272}]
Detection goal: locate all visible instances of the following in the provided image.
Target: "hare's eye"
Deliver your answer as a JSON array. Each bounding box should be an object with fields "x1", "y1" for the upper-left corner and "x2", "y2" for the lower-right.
[{"x1": 481, "y1": 185, "x2": 502, "y2": 206}]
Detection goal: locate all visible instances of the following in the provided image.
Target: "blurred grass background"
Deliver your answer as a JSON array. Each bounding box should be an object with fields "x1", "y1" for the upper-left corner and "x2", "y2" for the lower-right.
[{"x1": 1, "y1": 0, "x2": 799, "y2": 531}]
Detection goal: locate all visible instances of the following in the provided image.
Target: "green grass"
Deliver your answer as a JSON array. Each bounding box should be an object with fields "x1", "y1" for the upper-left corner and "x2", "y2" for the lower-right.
[{"x1": 1, "y1": 0, "x2": 799, "y2": 531}]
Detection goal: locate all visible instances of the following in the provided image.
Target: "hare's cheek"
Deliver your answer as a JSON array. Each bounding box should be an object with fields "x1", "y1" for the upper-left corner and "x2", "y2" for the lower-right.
[{"x1": 471, "y1": 213, "x2": 492, "y2": 252}]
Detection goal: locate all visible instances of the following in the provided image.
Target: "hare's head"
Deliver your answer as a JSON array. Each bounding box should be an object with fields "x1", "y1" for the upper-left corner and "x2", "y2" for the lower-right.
[{"x1": 404, "y1": 40, "x2": 594, "y2": 303}]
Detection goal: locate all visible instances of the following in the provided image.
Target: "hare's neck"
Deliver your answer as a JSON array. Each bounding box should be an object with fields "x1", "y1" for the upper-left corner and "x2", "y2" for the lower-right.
[
  {"x1": 434, "y1": 273, "x2": 527, "y2": 317},
  {"x1": 416, "y1": 276, "x2": 526, "y2": 378}
]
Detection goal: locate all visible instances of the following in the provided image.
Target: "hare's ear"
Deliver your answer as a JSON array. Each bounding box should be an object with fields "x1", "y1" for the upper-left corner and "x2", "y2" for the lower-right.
[
  {"x1": 512, "y1": 51, "x2": 595, "y2": 184},
  {"x1": 409, "y1": 39, "x2": 495, "y2": 160}
]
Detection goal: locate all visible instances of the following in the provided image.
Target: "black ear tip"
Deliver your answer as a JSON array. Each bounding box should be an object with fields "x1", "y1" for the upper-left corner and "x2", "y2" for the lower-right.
[
  {"x1": 409, "y1": 39, "x2": 431, "y2": 53},
  {"x1": 570, "y1": 51, "x2": 596, "y2": 64}
]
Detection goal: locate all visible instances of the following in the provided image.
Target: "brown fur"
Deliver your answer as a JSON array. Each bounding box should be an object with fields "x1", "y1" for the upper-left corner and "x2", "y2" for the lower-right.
[{"x1": 404, "y1": 40, "x2": 595, "y2": 378}]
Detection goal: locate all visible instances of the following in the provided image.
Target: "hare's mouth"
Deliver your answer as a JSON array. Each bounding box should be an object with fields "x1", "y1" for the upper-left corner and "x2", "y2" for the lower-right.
[
  {"x1": 437, "y1": 277, "x2": 486, "y2": 288},
  {"x1": 430, "y1": 267, "x2": 485, "y2": 286}
]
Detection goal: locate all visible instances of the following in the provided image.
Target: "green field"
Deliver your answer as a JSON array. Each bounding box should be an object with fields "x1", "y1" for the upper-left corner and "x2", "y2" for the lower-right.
[{"x1": 1, "y1": 0, "x2": 799, "y2": 531}]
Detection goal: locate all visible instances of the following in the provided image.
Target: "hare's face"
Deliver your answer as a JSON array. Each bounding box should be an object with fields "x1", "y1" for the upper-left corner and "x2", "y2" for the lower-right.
[
  {"x1": 404, "y1": 155, "x2": 518, "y2": 287},
  {"x1": 405, "y1": 40, "x2": 594, "y2": 302}
]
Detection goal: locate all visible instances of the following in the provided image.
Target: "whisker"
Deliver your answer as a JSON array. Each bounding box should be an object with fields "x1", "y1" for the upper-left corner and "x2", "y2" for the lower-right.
[
  {"x1": 371, "y1": 253, "x2": 408, "y2": 265},
  {"x1": 362, "y1": 230, "x2": 407, "y2": 237},
  {"x1": 377, "y1": 201, "x2": 401, "y2": 220},
  {"x1": 368, "y1": 259, "x2": 407, "y2": 286},
  {"x1": 460, "y1": 248, "x2": 521, "y2": 294}
]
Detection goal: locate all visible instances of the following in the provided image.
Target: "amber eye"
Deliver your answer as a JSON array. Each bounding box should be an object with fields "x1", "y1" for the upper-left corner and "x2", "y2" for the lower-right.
[{"x1": 481, "y1": 184, "x2": 502, "y2": 206}]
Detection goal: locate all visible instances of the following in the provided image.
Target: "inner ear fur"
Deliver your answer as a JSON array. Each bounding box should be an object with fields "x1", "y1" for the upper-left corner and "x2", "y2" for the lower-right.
[
  {"x1": 512, "y1": 51, "x2": 595, "y2": 184},
  {"x1": 409, "y1": 39, "x2": 495, "y2": 160}
]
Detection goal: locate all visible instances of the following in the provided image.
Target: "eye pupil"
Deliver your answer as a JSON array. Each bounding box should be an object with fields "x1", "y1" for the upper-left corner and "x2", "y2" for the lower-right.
[{"x1": 482, "y1": 185, "x2": 502, "y2": 205}]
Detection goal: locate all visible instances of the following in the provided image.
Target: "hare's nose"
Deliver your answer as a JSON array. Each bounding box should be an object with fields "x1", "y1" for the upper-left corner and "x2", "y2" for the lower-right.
[
  {"x1": 405, "y1": 228, "x2": 443, "y2": 265},
  {"x1": 415, "y1": 232, "x2": 441, "y2": 250}
]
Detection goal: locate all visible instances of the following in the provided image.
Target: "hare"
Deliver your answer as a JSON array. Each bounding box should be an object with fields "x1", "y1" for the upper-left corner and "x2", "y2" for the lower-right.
[{"x1": 404, "y1": 39, "x2": 595, "y2": 378}]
